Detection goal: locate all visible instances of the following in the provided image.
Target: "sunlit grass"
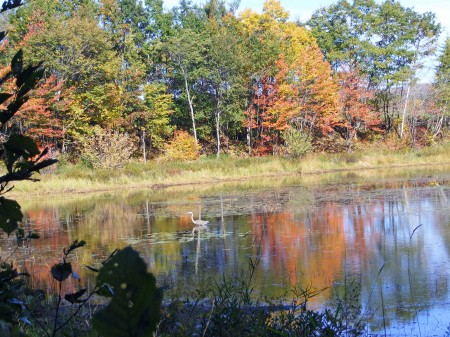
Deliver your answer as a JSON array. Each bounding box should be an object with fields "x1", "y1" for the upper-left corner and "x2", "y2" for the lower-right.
[{"x1": 7, "y1": 143, "x2": 450, "y2": 196}]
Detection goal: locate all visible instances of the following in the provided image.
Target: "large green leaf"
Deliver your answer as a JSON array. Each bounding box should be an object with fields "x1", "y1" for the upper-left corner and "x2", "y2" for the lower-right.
[
  {"x1": 0, "y1": 197, "x2": 22, "y2": 235},
  {"x1": 3, "y1": 134, "x2": 40, "y2": 159},
  {"x1": 51, "y1": 263, "x2": 72, "y2": 282},
  {"x1": 92, "y1": 247, "x2": 163, "y2": 337}
]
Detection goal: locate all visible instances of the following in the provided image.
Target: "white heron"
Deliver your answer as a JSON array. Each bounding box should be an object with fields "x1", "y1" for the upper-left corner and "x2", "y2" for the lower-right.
[{"x1": 186, "y1": 211, "x2": 209, "y2": 226}]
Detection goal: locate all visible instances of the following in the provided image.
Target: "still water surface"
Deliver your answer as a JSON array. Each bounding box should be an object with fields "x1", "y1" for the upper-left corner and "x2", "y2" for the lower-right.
[{"x1": 3, "y1": 166, "x2": 450, "y2": 336}]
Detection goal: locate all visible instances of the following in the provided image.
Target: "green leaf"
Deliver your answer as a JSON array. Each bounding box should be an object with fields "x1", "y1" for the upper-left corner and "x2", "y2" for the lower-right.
[
  {"x1": 4, "y1": 134, "x2": 40, "y2": 159},
  {"x1": 0, "y1": 197, "x2": 22, "y2": 235},
  {"x1": 65, "y1": 289, "x2": 87, "y2": 304},
  {"x1": 51, "y1": 262, "x2": 72, "y2": 282},
  {"x1": 0, "y1": 93, "x2": 13, "y2": 105},
  {"x1": 11, "y1": 50, "x2": 23, "y2": 76},
  {"x1": 92, "y1": 247, "x2": 163, "y2": 337}
]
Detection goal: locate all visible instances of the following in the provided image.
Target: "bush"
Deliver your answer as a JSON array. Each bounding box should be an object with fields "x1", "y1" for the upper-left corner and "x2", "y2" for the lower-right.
[
  {"x1": 284, "y1": 128, "x2": 312, "y2": 158},
  {"x1": 165, "y1": 130, "x2": 200, "y2": 161},
  {"x1": 81, "y1": 127, "x2": 137, "y2": 169}
]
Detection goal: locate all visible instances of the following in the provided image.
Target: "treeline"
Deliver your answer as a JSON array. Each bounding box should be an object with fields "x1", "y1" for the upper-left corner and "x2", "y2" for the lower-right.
[{"x1": 0, "y1": 0, "x2": 448, "y2": 165}]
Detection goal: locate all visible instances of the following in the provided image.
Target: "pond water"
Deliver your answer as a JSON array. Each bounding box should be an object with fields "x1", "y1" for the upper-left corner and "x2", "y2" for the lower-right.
[{"x1": 2, "y1": 165, "x2": 450, "y2": 336}]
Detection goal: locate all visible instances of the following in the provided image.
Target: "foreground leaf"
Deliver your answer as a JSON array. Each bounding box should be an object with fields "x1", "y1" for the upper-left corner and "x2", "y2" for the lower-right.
[
  {"x1": 51, "y1": 262, "x2": 72, "y2": 282},
  {"x1": 65, "y1": 289, "x2": 87, "y2": 304},
  {"x1": 0, "y1": 197, "x2": 22, "y2": 235},
  {"x1": 92, "y1": 247, "x2": 163, "y2": 337},
  {"x1": 4, "y1": 134, "x2": 40, "y2": 159}
]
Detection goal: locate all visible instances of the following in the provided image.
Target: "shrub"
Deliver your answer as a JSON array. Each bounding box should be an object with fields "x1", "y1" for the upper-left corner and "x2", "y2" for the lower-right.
[
  {"x1": 284, "y1": 128, "x2": 312, "y2": 158},
  {"x1": 81, "y1": 127, "x2": 137, "y2": 169},
  {"x1": 165, "y1": 130, "x2": 200, "y2": 161}
]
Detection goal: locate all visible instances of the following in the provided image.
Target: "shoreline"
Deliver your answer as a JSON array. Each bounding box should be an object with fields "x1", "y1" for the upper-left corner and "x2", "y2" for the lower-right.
[{"x1": 9, "y1": 159, "x2": 450, "y2": 198}]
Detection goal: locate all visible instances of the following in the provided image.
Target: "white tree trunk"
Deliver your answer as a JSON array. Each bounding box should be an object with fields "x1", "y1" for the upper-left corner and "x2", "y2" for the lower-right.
[
  {"x1": 182, "y1": 67, "x2": 197, "y2": 143},
  {"x1": 216, "y1": 108, "x2": 221, "y2": 158},
  {"x1": 400, "y1": 84, "x2": 411, "y2": 138}
]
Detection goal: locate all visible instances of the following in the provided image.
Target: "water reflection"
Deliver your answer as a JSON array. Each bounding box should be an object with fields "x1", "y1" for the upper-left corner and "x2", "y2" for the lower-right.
[{"x1": 2, "y1": 166, "x2": 450, "y2": 335}]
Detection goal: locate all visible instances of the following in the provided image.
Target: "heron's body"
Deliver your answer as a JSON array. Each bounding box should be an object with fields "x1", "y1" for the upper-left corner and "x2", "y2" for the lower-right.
[{"x1": 187, "y1": 212, "x2": 209, "y2": 226}]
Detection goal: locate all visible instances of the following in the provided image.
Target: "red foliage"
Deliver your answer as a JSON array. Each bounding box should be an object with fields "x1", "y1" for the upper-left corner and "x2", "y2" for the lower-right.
[
  {"x1": 0, "y1": 19, "x2": 70, "y2": 148},
  {"x1": 17, "y1": 75, "x2": 69, "y2": 143},
  {"x1": 245, "y1": 73, "x2": 279, "y2": 155},
  {"x1": 336, "y1": 66, "x2": 380, "y2": 147}
]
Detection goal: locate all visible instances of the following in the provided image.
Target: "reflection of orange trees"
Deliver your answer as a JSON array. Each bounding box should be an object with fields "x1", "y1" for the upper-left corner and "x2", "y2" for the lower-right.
[
  {"x1": 251, "y1": 204, "x2": 346, "y2": 302},
  {"x1": 21, "y1": 209, "x2": 70, "y2": 290},
  {"x1": 7, "y1": 209, "x2": 85, "y2": 296},
  {"x1": 75, "y1": 202, "x2": 140, "y2": 251}
]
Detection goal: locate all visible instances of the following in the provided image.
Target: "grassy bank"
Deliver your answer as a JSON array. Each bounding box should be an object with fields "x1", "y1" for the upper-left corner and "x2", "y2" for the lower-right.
[{"x1": 9, "y1": 143, "x2": 450, "y2": 196}]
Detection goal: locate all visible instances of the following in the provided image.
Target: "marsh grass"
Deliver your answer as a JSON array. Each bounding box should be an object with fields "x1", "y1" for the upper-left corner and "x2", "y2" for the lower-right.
[
  {"x1": 157, "y1": 257, "x2": 365, "y2": 337},
  {"x1": 6, "y1": 143, "x2": 450, "y2": 196},
  {"x1": 10, "y1": 237, "x2": 375, "y2": 337}
]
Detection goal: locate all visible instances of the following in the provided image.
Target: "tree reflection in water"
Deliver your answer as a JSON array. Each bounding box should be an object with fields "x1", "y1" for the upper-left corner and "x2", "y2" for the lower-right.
[{"x1": 2, "y1": 167, "x2": 450, "y2": 335}]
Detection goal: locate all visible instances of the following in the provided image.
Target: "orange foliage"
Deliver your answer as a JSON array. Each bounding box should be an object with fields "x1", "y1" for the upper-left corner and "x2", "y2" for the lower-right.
[
  {"x1": 0, "y1": 19, "x2": 69, "y2": 148},
  {"x1": 335, "y1": 66, "x2": 380, "y2": 148},
  {"x1": 246, "y1": 52, "x2": 339, "y2": 155}
]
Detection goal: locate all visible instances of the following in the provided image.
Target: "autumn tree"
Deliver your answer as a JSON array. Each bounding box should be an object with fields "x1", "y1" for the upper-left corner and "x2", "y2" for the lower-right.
[
  {"x1": 308, "y1": 0, "x2": 441, "y2": 132},
  {"x1": 335, "y1": 66, "x2": 379, "y2": 151},
  {"x1": 241, "y1": 0, "x2": 338, "y2": 154},
  {"x1": 245, "y1": 73, "x2": 279, "y2": 155},
  {"x1": 14, "y1": 75, "x2": 69, "y2": 148}
]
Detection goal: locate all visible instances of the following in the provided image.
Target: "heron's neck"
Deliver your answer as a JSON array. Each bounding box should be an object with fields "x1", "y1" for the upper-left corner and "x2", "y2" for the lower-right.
[{"x1": 190, "y1": 213, "x2": 195, "y2": 222}]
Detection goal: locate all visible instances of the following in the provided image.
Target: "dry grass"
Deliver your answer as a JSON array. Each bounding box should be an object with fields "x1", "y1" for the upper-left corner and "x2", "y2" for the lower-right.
[{"x1": 7, "y1": 143, "x2": 450, "y2": 197}]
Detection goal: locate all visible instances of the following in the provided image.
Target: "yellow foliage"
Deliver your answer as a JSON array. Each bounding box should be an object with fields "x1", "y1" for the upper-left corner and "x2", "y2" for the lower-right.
[
  {"x1": 263, "y1": 0, "x2": 290, "y2": 22},
  {"x1": 165, "y1": 131, "x2": 200, "y2": 161},
  {"x1": 239, "y1": 1, "x2": 315, "y2": 65},
  {"x1": 240, "y1": 0, "x2": 338, "y2": 132}
]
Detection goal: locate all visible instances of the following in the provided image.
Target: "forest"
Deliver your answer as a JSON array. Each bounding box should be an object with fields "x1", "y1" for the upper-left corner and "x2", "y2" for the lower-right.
[{"x1": 0, "y1": 0, "x2": 449, "y2": 167}]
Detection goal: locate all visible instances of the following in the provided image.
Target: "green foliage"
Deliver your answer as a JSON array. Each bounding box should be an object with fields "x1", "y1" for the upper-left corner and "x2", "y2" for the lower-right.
[
  {"x1": 284, "y1": 128, "x2": 312, "y2": 158},
  {"x1": 80, "y1": 127, "x2": 137, "y2": 169},
  {"x1": 165, "y1": 130, "x2": 200, "y2": 161},
  {"x1": 308, "y1": 0, "x2": 441, "y2": 85},
  {"x1": 129, "y1": 82, "x2": 174, "y2": 153},
  {"x1": 92, "y1": 247, "x2": 163, "y2": 337},
  {"x1": 435, "y1": 37, "x2": 450, "y2": 112}
]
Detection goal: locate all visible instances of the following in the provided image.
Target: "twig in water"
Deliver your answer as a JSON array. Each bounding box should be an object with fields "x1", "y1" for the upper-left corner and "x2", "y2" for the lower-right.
[{"x1": 410, "y1": 224, "x2": 423, "y2": 240}]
